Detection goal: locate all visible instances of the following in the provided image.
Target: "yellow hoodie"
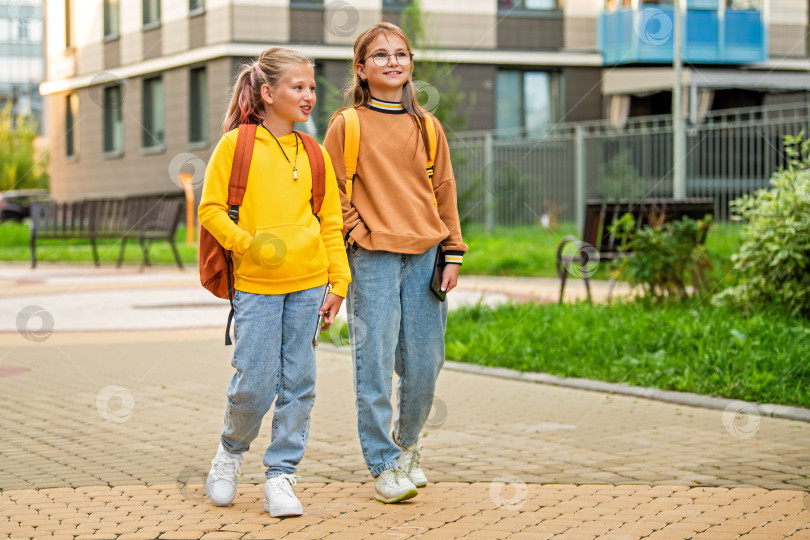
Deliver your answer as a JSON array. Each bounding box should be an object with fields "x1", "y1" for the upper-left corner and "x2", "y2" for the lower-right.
[{"x1": 199, "y1": 127, "x2": 350, "y2": 298}]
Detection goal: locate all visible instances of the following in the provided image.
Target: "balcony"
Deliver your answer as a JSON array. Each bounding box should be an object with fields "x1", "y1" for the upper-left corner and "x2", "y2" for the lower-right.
[{"x1": 599, "y1": 0, "x2": 767, "y2": 65}]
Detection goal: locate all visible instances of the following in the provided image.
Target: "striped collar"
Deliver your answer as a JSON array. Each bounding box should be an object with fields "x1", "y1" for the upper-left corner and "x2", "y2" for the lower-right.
[{"x1": 367, "y1": 97, "x2": 406, "y2": 114}]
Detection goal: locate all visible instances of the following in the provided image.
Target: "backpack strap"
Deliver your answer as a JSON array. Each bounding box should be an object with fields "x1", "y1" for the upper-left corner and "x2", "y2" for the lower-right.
[
  {"x1": 340, "y1": 108, "x2": 360, "y2": 202},
  {"x1": 296, "y1": 131, "x2": 326, "y2": 214},
  {"x1": 228, "y1": 124, "x2": 257, "y2": 220},
  {"x1": 421, "y1": 115, "x2": 438, "y2": 207},
  {"x1": 224, "y1": 123, "x2": 257, "y2": 345}
]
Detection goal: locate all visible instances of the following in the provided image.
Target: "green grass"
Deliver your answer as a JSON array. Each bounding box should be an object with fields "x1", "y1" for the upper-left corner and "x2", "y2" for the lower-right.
[
  {"x1": 459, "y1": 224, "x2": 582, "y2": 278},
  {"x1": 0, "y1": 222, "x2": 197, "y2": 266},
  {"x1": 445, "y1": 299, "x2": 810, "y2": 409}
]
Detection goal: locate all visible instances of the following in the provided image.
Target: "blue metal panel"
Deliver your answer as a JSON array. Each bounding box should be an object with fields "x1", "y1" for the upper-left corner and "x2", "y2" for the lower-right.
[{"x1": 598, "y1": 4, "x2": 767, "y2": 65}]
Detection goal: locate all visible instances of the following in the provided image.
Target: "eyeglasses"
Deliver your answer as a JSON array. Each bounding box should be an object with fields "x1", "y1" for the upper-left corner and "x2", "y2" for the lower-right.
[{"x1": 364, "y1": 51, "x2": 413, "y2": 67}]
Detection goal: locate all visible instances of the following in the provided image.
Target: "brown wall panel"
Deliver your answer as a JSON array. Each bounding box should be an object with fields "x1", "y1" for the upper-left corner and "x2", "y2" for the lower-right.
[
  {"x1": 561, "y1": 67, "x2": 603, "y2": 123},
  {"x1": 497, "y1": 15, "x2": 564, "y2": 50},
  {"x1": 290, "y1": 8, "x2": 325, "y2": 44}
]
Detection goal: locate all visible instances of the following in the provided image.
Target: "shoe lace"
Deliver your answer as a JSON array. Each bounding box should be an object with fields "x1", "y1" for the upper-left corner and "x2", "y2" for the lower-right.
[
  {"x1": 403, "y1": 446, "x2": 422, "y2": 472},
  {"x1": 385, "y1": 467, "x2": 408, "y2": 486},
  {"x1": 270, "y1": 474, "x2": 300, "y2": 496},
  {"x1": 211, "y1": 455, "x2": 242, "y2": 480}
]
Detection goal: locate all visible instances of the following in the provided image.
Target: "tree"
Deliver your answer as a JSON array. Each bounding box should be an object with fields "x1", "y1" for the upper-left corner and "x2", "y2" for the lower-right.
[
  {"x1": 0, "y1": 105, "x2": 48, "y2": 191},
  {"x1": 401, "y1": 0, "x2": 474, "y2": 134}
]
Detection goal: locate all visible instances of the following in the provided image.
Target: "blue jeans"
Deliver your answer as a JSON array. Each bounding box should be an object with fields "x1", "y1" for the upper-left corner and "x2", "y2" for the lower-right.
[
  {"x1": 219, "y1": 286, "x2": 324, "y2": 477},
  {"x1": 346, "y1": 244, "x2": 448, "y2": 477}
]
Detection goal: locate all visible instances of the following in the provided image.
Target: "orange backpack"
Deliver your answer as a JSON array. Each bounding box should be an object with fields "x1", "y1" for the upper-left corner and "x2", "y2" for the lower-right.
[{"x1": 199, "y1": 124, "x2": 326, "y2": 344}]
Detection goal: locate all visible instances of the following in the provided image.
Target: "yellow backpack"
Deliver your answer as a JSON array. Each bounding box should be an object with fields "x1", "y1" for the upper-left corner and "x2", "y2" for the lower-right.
[{"x1": 340, "y1": 107, "x2": 437, "y2": 206}]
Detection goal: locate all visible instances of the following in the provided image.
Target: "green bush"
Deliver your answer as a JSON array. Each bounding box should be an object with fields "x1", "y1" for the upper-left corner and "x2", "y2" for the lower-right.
[
  {"x1": 714, "y1": 133, "x2": 810, "y2": 318},
  {"x1": 610, "y1": 213, "x2": 713, "y2": 301}
]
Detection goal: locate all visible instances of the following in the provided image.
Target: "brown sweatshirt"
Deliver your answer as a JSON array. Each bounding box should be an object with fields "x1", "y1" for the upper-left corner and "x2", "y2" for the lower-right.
[{"x1": 323, "y1": 102, "x2": 467, "y2": 260}]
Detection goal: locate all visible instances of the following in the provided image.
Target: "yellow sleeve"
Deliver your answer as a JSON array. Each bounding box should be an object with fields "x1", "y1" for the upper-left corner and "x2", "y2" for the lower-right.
[
  {"x1": 318, "y1": 146, "x2": 352, "y2": 298},
  {"x1": 198, "y1": 134, "x2": 253, "y2": 256}
]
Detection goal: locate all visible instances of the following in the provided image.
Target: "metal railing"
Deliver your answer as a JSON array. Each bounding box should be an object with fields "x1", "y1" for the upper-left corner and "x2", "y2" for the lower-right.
[{"x1": 450, "y1": 102, "x2": 810, "y2": 230}]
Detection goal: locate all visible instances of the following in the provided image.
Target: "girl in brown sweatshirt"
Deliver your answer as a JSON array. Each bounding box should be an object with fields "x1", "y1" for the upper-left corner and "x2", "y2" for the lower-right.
[{"x1": 323, "y1": 22, "x2": 467, "y2": 504}]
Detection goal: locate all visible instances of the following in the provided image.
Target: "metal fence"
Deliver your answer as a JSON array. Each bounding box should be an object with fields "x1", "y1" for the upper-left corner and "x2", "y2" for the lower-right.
[{"x1": 450, "y1": 102, "x2": 810, "y2": 230}]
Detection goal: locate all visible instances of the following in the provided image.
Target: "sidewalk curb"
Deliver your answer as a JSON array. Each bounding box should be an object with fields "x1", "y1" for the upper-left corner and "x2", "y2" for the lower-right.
[{"x1": 319, "y1": 344, "x2": 810, "y2": 424}]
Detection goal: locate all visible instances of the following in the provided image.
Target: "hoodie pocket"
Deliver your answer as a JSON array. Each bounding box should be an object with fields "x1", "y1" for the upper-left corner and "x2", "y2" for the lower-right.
[{"x1": 236, "y1": 221, "x2": 328, "y2": 281}]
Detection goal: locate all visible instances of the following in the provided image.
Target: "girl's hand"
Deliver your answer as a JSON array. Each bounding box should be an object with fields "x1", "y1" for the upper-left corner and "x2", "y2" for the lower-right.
[
  {"x1": 318, "y1": 292, "x2": 344, "y2": 331},
  {"x1": 441, "y1": 264, "x2": 460, "y2": 294}
]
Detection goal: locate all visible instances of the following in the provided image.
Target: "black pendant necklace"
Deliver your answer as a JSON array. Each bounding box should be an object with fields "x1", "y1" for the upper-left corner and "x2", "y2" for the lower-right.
[{"x1": 262, "y1": 124, "x2": 299, "y2": 181}]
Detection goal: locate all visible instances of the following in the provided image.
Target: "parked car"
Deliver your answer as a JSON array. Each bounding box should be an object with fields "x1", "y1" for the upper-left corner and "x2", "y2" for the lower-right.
[{"x1": 0, "y1": 189, "x2": 49, "y2": 222}]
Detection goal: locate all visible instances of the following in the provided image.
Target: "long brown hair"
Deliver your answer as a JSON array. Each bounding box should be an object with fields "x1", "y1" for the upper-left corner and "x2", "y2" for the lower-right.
[
  {"x1": 329, "y1": 22, "x2": 431, "y2": 154},
  {"x1": 222, "y1": 47, "x2": 313, "y2": 134}
]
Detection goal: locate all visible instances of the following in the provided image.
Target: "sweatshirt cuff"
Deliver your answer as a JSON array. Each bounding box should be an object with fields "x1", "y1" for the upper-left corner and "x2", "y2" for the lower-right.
[
  {"x1": 329, "y1": 280, "x2": 349, "y2": 298},
  {"x1": 235, "y1": 231, "x2": 253, "y2": 255},
  {"x1": 443, "y1": 250, "x2": 464, "y2": 265},
  {"x1": 344, "y1": 223, "x2": 360, "y2": 242}
]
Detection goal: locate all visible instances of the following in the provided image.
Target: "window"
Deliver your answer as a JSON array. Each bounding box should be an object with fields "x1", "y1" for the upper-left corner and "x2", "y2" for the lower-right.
[
  {"x1": 65, "y1": 94, "x2": 78, "y2": 158},
  {"x1": 103, "y1": 86, "x2": 123, "y2": 154},
  {"x1": 142, "y1": 77, "x2": 164, "y2": 148},
  {"x1": 143, "y1": 0, "x2": 160, "y2": 26},
  {"x1": 290, "y1": 0, "x2": 323, "y2": 4},
  {"x1": 189, "y1": 67, "x2": 207, "y2": 143},
  {"x1": 189, "y1": 0, "x2": 204, "y2": 11},
  {"x1": 496, "y1": 70, "x2": 555, "y2": 137},
  {"x1": 382, "y1": 0, "x2": 412, "y2": 7},
  {"x1": 104, "y1": 0, "x2": 120, "y2": 37},
  {"x1": 64, "y1": 0, "x2": 73, "y2": 48},
  {"x1": 727, "y1": 0, "x2": 761, "y2": 9},
  {"x1": 499, "y1": 0, "x2": 556, "y2": 10}
]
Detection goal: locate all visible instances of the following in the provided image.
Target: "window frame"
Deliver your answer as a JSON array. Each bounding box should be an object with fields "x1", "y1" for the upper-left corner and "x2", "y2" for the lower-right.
[
  {"x1": 189, "y1": 67, "x2": 208, "y2": 146},
  {"x1": 498, "y1": 0, "x2": 559, "y2": 13},
  {"x1": 102, "y1": 85, "x2": 124, "y2": 157},
  {"x1": 382, "y1": 0, "x2": 413, "y2": 11},
  {"x1": 143, "y1": 0, "x2": 161, "y2": 28},
  {"x1": 64, "y1": 0, "x2": 73, "y2": 49},
  {"x1": 104, "y1": 0, "x2": 120, "y2": 39},
  {"x1": 65, "y1": 93, "x2": 79, "y2": 159},
  {"x1": 289, "y1": 0, "x2": 324, "y2": 7},
  {"x1": 189, "y1": 0, "x2": 205, "y2": 15},
  {"x1": 495, "y1": 69, "x2": 559, "y2": 137},
  {"x1": 142, "y1": 76, "x2": 165, "y2": 151}
]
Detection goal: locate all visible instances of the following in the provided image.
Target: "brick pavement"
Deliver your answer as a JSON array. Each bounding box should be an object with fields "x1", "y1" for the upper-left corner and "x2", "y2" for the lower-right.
[{"x1": 1, "y1": 265, "x2": 809, "y2": 538}]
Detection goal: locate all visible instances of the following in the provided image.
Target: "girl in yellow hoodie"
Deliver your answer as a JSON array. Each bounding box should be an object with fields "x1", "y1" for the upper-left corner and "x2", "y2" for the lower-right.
[{"x1": 198, "y1": 47, "x2": 350, "y2": 518}]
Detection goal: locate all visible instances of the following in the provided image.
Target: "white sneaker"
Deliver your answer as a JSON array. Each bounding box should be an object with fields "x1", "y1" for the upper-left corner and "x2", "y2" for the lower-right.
[
  {"x1": 264, "y1": 474, "x2": 303, "y2": 517},
  {"x1": 205, "y1": 443, "x2": 243, "y2": 506},
  {"x1": 374, "y1": 467, "x2": 418, "y2": 503},
  {"x1": 399, "y1": 444, "x2": 427, "y2": 488}
]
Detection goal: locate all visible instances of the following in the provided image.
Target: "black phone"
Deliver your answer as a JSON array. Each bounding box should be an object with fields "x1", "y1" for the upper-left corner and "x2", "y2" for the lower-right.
[{"x1": 430, "y1": 248, "x2": 446, "y2": 302}]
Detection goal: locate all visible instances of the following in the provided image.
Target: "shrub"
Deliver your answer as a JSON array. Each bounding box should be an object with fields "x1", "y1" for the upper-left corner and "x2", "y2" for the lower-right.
[
  {"x1": 610, "y1": 213, "x2": 713, "y2": 301},
  {"x1": 713, "y1": 133, "x2": 810, "y2": 318}
]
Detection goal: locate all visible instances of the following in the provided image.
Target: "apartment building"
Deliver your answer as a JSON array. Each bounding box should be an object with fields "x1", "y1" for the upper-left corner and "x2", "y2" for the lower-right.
[
  {"x1": 1, "y1": 0, "x2": 43, "y2": 127},
  {"x1": 39, "y1": 0, "x2": 809, "y2": 199},
  {"x1": 40, "y1": 0, "x2": 606, "y2": 198}
]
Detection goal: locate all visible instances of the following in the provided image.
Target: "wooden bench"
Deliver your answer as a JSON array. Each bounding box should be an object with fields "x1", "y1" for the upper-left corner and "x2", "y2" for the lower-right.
[
  {"x1": 556, "y1": 198, "x2": 715, "y2": 303},
  {"x1": 29, "y1": 193, "x2": 185, "y2": 269}
]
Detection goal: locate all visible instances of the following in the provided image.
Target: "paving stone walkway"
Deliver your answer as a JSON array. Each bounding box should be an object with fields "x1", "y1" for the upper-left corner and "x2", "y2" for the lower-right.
[{"x1": 1, "y1": 265, "x2": 808, "y2": 538}]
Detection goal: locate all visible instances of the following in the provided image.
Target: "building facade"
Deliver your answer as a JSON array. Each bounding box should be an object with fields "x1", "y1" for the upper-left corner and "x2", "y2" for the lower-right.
[
  {"x1": 2, "y1": 0, "x2": 43, "y2": 128},
  {"x1": 39, "y1": 0, "x2": 809, "y2": 199}
]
